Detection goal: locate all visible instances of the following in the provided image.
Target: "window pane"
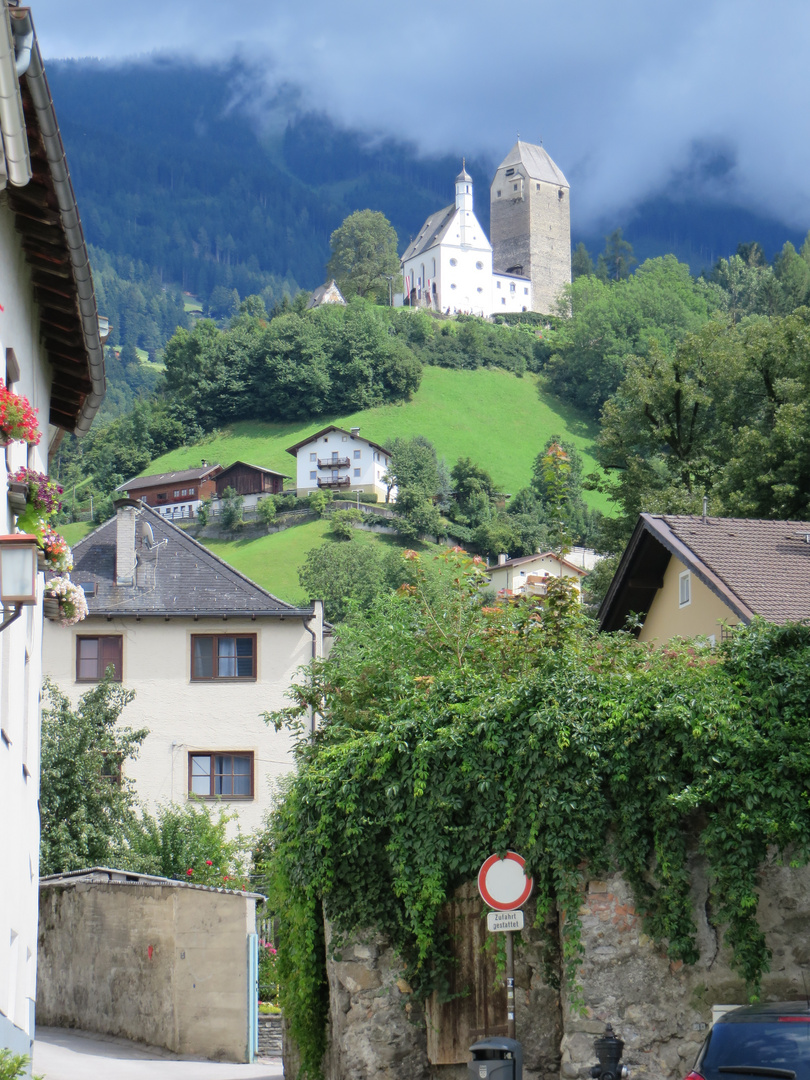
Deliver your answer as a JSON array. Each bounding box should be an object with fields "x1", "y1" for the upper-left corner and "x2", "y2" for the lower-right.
[
  {"x1": 190, "y1": 755, "x2": 211, "y2": 795},
  {"x1": 78, "y1": 638, "x2": 99, "y2": 680},
  {"x1": 236, "y1": 637, "x2": 254, "y2": 677},
  {"x1": 218, "y1": 637, "x2": 237, "y2": 677},
  {"x1": 193, "y1": 637, "x2": 214, "y2": 678},
  {"x1": 100, "y1": 636, "x2": 122, "y2": 681},
  {"x1": 214, "y1": 754, "x2": 233, "y2": 795}
]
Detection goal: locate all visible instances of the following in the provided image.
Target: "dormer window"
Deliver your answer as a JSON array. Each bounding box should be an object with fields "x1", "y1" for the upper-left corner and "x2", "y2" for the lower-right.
[{"x1": 505, "y1": 168, "x2": 515, "y2": 177}]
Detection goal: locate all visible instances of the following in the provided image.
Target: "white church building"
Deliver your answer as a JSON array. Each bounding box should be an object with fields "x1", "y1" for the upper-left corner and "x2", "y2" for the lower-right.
[{"x1": 401, "y1": 141, "x2": 571, "y2": 318}]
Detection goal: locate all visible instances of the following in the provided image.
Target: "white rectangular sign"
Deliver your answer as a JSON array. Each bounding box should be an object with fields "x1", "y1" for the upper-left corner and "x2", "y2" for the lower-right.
[{"x1": 487, "y1": 909, "x2": 524, "y2": 933}]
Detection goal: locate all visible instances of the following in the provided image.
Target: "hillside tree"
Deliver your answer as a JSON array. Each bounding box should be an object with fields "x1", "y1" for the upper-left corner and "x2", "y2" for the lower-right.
[{"x1": 326, "y1": 210, "x2": 400, "y2": 300}]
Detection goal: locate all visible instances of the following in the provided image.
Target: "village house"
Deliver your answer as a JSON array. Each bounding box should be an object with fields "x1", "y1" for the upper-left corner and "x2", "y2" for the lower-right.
[
  {"x1": 42, "y1": 500, "x2": 327, "y2": 835},
  {"x1": 0, "y1": 0, "x2": 105, "y2": 1061},
  {"x1": 116, "y1": 463, "x2": 222, "y2": 520},
  {"x1": 287, "y1": 425, "x2": 393, "y2": 502},
  {"x1": 599, "y1": 513, "x2": 810, "y2": 642},
  {"x1": 306, "y1": 279, "x2": 346, "y2": 309},
  {"x1": 487, "y1": 551, "x2": 588, "y2": 597},
  {"x1": 212, "y1": 460, "x2": 289, "y2": 513}
]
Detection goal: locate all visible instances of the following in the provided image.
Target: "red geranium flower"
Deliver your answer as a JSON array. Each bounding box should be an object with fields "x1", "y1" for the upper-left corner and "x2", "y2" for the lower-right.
[{"x1": 186, "y1": 868, "x2": 193, "y2": 876}]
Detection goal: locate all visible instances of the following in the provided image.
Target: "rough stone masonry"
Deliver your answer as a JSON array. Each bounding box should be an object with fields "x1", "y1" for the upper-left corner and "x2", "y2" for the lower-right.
[{"x1": 293, "y1": 858, "x2": 810, "y2": 1080}]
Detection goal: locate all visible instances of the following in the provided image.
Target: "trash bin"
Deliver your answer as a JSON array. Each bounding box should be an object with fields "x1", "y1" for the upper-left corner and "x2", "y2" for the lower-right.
[{"x1": 468, "y1": 1037, "x2": 523, "y2": 1080}]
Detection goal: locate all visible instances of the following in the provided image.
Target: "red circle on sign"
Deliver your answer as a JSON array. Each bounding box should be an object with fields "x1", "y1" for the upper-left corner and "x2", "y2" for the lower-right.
[{"x1": 477, "y1": 851, "x2": 533, "y2": 911}]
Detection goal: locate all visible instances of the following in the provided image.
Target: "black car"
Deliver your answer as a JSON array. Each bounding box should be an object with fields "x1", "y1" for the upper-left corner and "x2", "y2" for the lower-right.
[{"x1": 687, "y1": 1001, "x2": 810, "y2": 1080}]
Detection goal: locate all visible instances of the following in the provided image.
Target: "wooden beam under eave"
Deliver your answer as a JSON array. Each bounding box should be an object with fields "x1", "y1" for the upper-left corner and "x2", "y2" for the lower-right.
[
  {"x1": 31, "y1": 273, "x2": 73, "y2": 298},
  {"x1": 15, "y1": 216, "x2": 65, "y2": 247},
  {"x1": 12, "y1": 204, "x2": 61, "y2": 228},
  {"x1": 7, "y1": 182, "x2": 54, "y2": 212},
  {"x1": 34, "y1": 288, "x2": 77, "y2": 315},
  {"x1": 50, "y1": 367, "x2": 92, "y2": 393},
  {"x1": 627, "y1": 577, "x2": 665, "y2": 591},
  {"x1": 43, "y1": 329, "x2": 85, "y2": 352},
  {"x1": 21, "y1": 240, "x2": 70, "y2": 265},
  {"x1": 40, "y1": 309, "x2": 81, "y2": 336},
  {"x1": 45, "y1": 342, "x2": 89, "y2": 367},
  {"x1": 22, "y1": 251, "x2": 71, "y2": 278},
  {"x1": 49, "y1": 405, "x2": 78, "y2": 432}
]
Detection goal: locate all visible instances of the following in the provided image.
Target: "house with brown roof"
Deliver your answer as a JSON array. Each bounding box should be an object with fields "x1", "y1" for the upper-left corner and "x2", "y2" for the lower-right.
[
  {"x1": 487, "y1": 551, "x2": 588, "y2": 598},
  {"x1": 599, "y1": 514, "x2": 810, "y2": 643},
  {"x1": 42, "y1": 500, "x2": 327, "y2": 837},
  {"x1": 212, "y1": 460, "x2": 290, "y2": 511},
  {"x1": 115, "y1": 464, "x2": 222, "y2": 519},
  {"x1": 286, "y1": 425, "x2": 392, "y2": 501}
]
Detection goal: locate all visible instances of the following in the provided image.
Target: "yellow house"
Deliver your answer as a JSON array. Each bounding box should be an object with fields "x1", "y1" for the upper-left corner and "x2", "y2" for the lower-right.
[{"x1": 599, "y1": 514, "x2": 810, "y2": 642}]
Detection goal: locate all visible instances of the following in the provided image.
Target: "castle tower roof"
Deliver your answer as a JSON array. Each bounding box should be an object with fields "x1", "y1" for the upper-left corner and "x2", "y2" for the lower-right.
[{"x1": 496, "y1": 140, "x2": 569, "y2": 188}]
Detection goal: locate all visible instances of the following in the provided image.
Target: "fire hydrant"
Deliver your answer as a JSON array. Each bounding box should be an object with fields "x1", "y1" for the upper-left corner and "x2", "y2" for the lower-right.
[{"x1": 589, "y1": 1023, "x2": 629, "y2": 1080}]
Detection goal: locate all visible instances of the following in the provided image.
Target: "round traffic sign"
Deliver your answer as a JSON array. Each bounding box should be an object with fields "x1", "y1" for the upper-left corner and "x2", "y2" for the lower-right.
[{"x1": 477, "y1": 851, "x2": 533, "y2": 911}]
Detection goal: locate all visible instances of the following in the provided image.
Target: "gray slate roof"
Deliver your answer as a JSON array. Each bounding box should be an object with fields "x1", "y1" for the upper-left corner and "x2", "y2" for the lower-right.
[
  {"x1": 72, "y1": 503, "x2": 312, "y2": 617},
  {"x1": 116, "y1": 465, "x2": 221, "y2": 493},
  {"x1": 599, "y1": 514, "x2": 810, "y2": 632},
  {"x1": 496, "y1": 140, "x2": 569, "y2": 188},
  {"x1": 401, "y1": 204, "x2": 457, "y2": 262},
  {"x1": 307, "y1": 279, "x2": 347, "y2": 308}
]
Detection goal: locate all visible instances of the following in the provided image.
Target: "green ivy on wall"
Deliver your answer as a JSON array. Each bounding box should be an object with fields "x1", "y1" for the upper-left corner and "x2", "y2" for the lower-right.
[{"x1": 256, "y1": 552, "x2": 810, "y2": 1079}]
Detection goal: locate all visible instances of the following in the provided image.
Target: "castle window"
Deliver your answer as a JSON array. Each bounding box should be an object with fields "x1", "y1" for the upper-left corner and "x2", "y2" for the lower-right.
[
  {"x1": 558, "y1": 188, "x2": 565, "y2": 199},
  {"x1": 496, "y1": 190, "x2": 501, "y2": 197},
  {"x1": 513, "y1": 183, "x2": 518, "y2": 192},
  {"x1": 537, "y1": 183, "x2": 541, "y2": 190}
]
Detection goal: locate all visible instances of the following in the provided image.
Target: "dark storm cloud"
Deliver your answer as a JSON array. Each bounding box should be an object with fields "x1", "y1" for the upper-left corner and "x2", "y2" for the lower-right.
[{"x1": 29, "y1": 0, "x2": 810, "y2": 230}]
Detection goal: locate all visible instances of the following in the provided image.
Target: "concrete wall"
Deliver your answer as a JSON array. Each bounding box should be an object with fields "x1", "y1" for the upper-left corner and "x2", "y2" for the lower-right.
[
  {"x1": 37, "y1": 882, "x2": 256, "y2": 1062},
  {"x1": 639, "y1": 554, "x2": 740, "y2": 643},
  {"x1": 42, "y1": 614, "x2": 314, "y2": 835},
  {"x1": 0, "y1": 194, "x2": 54, "y2": 1061},
  {"x1": 309, "y1": 860, "x2": 810, "y2": 1080}
]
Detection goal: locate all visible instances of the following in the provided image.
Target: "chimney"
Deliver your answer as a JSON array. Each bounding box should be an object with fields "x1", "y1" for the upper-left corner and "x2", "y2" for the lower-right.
[
  {"x1": 498, "y1": 553, "x2": 509, "y2": 566},
  {"x1": 115, "y1": 501, "x2": 140, "y2": 586},
  {"x1": 350, "y1": 426, "x2": 360, "y2": 436}
]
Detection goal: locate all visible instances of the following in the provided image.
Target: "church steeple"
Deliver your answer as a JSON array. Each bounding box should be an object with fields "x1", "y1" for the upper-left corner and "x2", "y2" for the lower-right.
[{"x1": 455, "y1": 158, "x2": 473, "y2": 213}]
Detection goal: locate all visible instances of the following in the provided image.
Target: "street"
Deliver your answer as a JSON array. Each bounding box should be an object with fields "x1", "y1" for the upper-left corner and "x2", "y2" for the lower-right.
[{"x1": 33, "y1": 1028, "x2": 283, "y2": 1080}]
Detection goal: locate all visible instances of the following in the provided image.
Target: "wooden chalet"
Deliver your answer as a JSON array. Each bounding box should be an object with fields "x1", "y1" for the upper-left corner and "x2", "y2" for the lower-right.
[{"x1": 214, "y1": 461, "x2": 289, "y2": 499}]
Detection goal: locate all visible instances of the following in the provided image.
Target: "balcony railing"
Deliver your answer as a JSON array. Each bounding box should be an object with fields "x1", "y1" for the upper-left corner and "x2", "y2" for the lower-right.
[
  {"x1": 317, "y1": 457, "x2": 350, "y2": 469},
  {"x1": 317, "y1": 475, "x2": 351, "y2": 488}
]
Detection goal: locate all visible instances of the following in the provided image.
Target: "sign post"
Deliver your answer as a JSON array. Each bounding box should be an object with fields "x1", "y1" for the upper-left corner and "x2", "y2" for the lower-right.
[{"x1": 478, "y1": 851, "x2": 533, "y2": 1040}]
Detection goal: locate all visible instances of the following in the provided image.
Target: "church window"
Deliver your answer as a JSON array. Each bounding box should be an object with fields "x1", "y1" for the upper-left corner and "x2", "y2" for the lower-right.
[
  {"x1": 449, "y1": 258, "x2": 458, "y2": 266},
  {"x1": 558, "y1": 188, "x2": 565, "y2": 199},
  {"x1": 513, "y1": 183, "x2": 518, "y2": 191},
  {"x1": 477, "y1": 287, "x2": 483, "y2": 293},
  {"x1": 505, "y1": 168, "x2": 515, "y2": 176},
  {"x1": 496, "y1": 190, "x2": 501, "y2": 198},
  {"x1": 501, "y1": 298, "x2": 506, "y2": 305},
  {"x1": 496, "y1": 281, "x2": 501, "y2": 289},
  {"x1": 537, "y1": 183, "x2": 541, "y2": 190},
  {"x1": 432, "y1": 258, "x2": 436, "y2": 276},
  {"x1": 476, "y1": 261, "x2": 484, "y2": 269},
  {"x1": 524, "y1": 288, "x2": 529, "y2": 295},
  {"x1": 510, "y1": 283, "x2": 516, "y2": 293},
  {"x1": 450, "y1": 284, "x2": 457, "y2": 290}
]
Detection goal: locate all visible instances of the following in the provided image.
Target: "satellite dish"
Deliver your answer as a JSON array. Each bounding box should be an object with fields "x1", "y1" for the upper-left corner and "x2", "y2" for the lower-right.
[{"x1": 143, "y1": 522, "x2": 155, "y2": 549}]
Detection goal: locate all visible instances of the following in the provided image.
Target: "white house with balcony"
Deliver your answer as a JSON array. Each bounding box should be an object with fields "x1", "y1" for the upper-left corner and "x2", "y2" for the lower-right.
[
  {"x1": 401, "y1": 164, "x2": 532, "y2": 317},
  {"x1": 286, "y1": 426, "x2": 393, "y2": 502}
]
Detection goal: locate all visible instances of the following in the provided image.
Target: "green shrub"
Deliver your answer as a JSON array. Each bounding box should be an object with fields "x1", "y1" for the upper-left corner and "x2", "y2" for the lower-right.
[
  {"x1": 0, "y1": 1049, "x2": 41, "y2": 1080},
  {"x1": 219, "y1": 486, "x2": 244, "y2": 531},
  {"x1": 330, "y1": 508, "x2": 363, "y2": 540},
  {"x1": 256, "y1": 496, "x2": 277, "y2": 527}
]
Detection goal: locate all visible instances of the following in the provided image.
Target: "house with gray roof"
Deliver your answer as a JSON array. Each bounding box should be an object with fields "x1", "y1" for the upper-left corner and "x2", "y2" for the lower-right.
[
  {"x1": 115, "y1": 463, "x2": 222, "y2": 520},
  {"x1": 42, "y1": 500, "x2": 327, "y2": 834},
  {"x1": 599, "y1": 513, "x2": 810, "y2": 642}
]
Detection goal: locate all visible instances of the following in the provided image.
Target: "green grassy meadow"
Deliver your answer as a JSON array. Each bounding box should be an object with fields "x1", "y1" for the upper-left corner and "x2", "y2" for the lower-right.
[
  {"x1": 62, "y1": 521, "x2": 97, "y2": 546},
  {"x1": 204, "y1": 518, "x2": 435, "y2": 605},
  {"x1": 146, "y1": 367, "x2": 611, "y2": 513}
]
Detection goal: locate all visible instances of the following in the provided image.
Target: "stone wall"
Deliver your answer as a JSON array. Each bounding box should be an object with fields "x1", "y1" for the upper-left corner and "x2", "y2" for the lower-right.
[
  {"x1": 259, "y1": 1014, "x2": 283, "y2": 1056},
  {"x1": 296, "y1": 860, "x2": 810, "y2": 1080}
]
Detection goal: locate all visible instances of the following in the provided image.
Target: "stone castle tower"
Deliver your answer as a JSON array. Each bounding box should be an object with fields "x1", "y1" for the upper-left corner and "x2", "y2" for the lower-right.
[{"x1": 490, "y1": 140, "x2": 571, "y2": 315}]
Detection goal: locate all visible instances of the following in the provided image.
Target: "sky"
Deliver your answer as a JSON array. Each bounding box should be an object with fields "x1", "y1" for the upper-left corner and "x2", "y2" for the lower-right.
[{"x1": 27, "y1": 0, "x2": 810, "y2": 232}]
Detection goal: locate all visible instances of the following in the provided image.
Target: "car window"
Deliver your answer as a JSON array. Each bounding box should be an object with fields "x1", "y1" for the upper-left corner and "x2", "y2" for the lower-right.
[{"x1": 698, "y1": 1021, "x2": 810, "y2": 1080}]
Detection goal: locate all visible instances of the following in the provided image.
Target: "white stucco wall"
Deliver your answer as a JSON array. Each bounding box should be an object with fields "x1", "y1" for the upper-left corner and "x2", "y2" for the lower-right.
[
  {"x1": 295, "y1": 431, "x2": 391, "y2": 501},
  {"x1": 42, "y1": 614, "x2": 316, "y2": 836},
  {"x1": 488, "y1": 554, "x2": 585, "y2": 595},
  {"x1": 0, "y1": 198, "x2": 54, "y2": 1058}
]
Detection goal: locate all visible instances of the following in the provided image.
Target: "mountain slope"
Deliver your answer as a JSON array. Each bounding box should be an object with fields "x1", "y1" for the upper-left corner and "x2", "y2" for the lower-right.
[{"x1": 144, "y1": 366, "x2": 610, "y2": 513}]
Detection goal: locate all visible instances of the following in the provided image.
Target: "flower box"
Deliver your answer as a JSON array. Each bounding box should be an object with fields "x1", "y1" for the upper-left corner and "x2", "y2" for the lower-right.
[
  {"x1": 0, "y1": 380, "x2": 40, "y2": 445},
  {"x1": 42, "y1": 593, "x2": 61, "y2": 620},
  {"x1": 7, "y1": 480, "x2": 28, "y2": 516}
]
